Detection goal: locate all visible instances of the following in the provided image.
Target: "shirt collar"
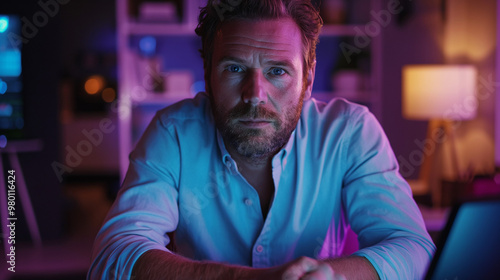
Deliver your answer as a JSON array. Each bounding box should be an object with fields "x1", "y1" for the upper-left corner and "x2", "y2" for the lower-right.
[
  {"x1": 216, "y1": 129, "x2": 231, "y2": 164},
  {"x1": 279, "y1": 128, "x2": 295, "y2": 168},
  {"x1": 215, "y1": 129, "x2": 238, "y2": 174},
  {"x1": 215, "y1": 127, "x2": 296, "y2": 173}
]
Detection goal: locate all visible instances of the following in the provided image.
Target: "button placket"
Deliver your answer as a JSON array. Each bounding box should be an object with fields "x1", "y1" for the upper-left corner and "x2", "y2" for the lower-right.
[
  {"x1": 244, "y1": 198, "x2": 253, "y2": 206},
  {"x1": 255, "y1": 245, "x2": 264, "y2": 253},
  {"x1": 224, "y1": 157, "x2": 239, "y2": 174}
]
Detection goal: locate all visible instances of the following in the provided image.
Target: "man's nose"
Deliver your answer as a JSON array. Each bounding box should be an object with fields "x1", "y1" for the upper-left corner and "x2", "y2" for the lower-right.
[{"x1": 242, "y1": 70, "x2": 267, "y2": 105}]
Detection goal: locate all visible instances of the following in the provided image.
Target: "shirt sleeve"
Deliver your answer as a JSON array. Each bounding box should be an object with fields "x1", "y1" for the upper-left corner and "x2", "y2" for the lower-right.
[
  {"x1": 341, "y1": 106, "x2": 436, "y2": 279},
  {"x1": 87, "y1": 114, "x2": 180, "y2": 280}
]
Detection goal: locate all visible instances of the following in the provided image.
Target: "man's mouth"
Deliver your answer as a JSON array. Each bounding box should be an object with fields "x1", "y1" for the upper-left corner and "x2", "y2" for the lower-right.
[{"x1": 238, "y1": 119, "x2": 273, "y2": 128}]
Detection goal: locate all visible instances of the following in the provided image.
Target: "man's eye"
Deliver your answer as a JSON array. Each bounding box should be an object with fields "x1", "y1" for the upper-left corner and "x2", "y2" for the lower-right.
[
  {"x1": 270, "y1": 67, "x2": 285, "y2": 76},
  {"x1": 227, "y1": 65, "x2": 242, "y2": 73}
]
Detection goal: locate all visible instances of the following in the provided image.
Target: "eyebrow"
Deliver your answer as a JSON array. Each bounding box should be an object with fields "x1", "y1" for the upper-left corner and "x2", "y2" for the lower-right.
[
  {"x1": 217, "y1": 56, "x2": 296, "y2": 69},
  {"x1": 265, "y1": 59, "x2": 295, "y2": 68},
  {"x1": 217, "y1": 56, "x2": 245, "y2": 65}
]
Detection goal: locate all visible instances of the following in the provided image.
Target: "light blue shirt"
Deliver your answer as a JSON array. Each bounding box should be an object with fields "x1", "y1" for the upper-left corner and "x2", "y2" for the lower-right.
[{"x1": 88, "y1": 92, "x2": 435, "y2": 279}]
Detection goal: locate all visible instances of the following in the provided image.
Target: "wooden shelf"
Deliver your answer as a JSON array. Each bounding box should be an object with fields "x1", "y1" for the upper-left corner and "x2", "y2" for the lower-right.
[
  {"x1": 127, "y1": 21, "x2": 197, "y2": 36},
  {"x1": 126, "y1": 21, "x2": 366, "y2": 37},
  {"x1": 312, "y1": 91, "x2": 373, "y2": 104},
  {"x1": 132, "y1": 93, "x2": 191, "y2": 106},
  {"x1": 131, "y1": 91, "x2": 373, "y2": 106},
  {"x1": 319, "y1": 24, "x2": 366, "y2": 37}
]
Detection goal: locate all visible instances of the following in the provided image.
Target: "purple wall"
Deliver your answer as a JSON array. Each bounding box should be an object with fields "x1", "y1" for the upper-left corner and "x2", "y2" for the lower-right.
[{"x1": 380, "y1": 0, "x2": 444, "y2": 179}]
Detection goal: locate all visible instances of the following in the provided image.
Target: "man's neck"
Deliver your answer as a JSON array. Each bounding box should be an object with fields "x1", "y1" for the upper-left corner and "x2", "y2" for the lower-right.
[{"x1": 225, "y1": 144, "x2": 273, "y2": 173}]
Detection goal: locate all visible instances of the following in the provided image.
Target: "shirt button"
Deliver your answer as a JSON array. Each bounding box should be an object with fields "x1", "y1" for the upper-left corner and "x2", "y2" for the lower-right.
[
  {"x1": 256, "y1": 245, "x2": 264, "y2": 253},
  {"x1": 244, "y1": 198, "x2": 253, "y2": 206}
]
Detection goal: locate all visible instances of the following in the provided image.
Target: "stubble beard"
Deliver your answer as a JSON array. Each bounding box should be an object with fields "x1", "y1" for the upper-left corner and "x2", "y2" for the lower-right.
[{"x1": 211, "y1": 91, "x2": 305, "y2": 162}]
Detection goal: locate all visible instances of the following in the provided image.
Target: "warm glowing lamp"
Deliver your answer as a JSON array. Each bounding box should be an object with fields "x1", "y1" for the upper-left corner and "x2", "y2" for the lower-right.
[
  {"x1": 403, "y1": 65, "x2": 477, "y2": 120},
  {"x1": 402, "y1": 65, "x2": 477, "y2": 207}
]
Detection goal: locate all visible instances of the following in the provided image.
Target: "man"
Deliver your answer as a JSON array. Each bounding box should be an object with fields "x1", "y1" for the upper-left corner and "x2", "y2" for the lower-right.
[{"x1": 88, "y1": 0, "x2": 435, "y2": 279}]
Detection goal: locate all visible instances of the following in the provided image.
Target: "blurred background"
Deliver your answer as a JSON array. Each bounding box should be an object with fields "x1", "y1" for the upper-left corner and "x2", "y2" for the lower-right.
[{"x1": 0, "y1": 0, "x2": 498, "y2": 279}]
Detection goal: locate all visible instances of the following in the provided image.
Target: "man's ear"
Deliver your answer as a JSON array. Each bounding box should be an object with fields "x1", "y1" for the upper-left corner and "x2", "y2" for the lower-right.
[{"x1": 304, "y1": 60, "x2": 316, "y2": 100}]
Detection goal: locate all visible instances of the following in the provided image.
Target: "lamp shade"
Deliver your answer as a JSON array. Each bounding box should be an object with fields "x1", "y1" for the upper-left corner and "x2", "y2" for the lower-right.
[{"x1": 402, "y1": 65, "x2": 477, "y2": 120}]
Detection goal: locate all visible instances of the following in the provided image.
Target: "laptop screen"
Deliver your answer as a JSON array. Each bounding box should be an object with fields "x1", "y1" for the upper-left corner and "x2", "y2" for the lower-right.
[{"x1": 425, "y1": 198, "x2": 500, "y2": 279}]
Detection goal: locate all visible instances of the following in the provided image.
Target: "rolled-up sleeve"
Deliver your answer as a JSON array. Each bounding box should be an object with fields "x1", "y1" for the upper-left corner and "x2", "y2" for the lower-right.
[
  {"x1": 341, "y1": 108, "x2": 436, "y2": 279},
  {"x1": 88, "y1": 114, "x2": 180, "y2": 280}
]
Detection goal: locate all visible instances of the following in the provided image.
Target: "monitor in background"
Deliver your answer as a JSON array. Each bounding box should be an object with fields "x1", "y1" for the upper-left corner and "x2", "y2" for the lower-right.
[
  {"x1": 425, "y1": 197, "x2": 500, "y2": 280},
  {"x1": 0, "y1": 14, "x2": 24, "y2": 143}
]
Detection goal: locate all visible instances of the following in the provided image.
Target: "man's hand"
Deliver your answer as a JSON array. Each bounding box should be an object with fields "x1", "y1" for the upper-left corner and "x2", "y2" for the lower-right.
[
  {"x1": 133, "y1": 250, "x2": 375, "y2": 280},
  {"x1": 271, "y1": 256, "x2": 346, "y2": 280}
]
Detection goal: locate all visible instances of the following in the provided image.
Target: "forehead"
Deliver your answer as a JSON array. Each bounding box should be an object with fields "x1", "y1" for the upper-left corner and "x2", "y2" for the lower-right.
[{"x1": 213, "y1": 18, "x2": 304, "y2": 64}]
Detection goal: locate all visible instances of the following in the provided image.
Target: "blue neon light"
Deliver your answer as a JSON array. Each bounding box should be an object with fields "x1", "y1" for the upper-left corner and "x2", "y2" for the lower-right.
[
  {"x1": 0, "y1": 16, "x2": 8, "y2": 33},
  {"x1": 139, "y1": 36, "x2": 156, "y2": 56},
  {"x1": 0, "y1": 103, "x2": 13, "y2": 117},
  {"x1": 0, "y1": 135, "x2": 7, "y2": 148},
  {"x1": 0, "y1": 79, "x2": 7, "y2": 94},
  {"x1": 0, "y1": 49, "x2": 21, "y2": 77}
]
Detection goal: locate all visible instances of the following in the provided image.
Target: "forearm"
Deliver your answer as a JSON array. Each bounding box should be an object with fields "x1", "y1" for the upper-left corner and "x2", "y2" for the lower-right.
[
  {"x1": 132, "y1": 249, "x2": 267, "y2": 280},
  {"x1": 325, "y1": 256, "x2": 379, "y2": 280}
]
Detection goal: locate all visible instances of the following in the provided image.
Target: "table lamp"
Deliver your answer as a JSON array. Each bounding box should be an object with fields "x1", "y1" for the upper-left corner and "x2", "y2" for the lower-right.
[{"x1": 402, "y1": 65, "x2": 477, "y2": 207}]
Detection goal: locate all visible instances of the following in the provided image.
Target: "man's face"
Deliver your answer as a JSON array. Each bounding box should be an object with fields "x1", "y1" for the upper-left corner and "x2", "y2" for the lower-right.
[{"x1": 209, "y1": 18, "x2": 314, "y2": 160}]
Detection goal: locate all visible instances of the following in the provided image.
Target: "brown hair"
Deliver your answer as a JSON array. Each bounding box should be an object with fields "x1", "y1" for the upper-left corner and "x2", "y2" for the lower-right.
[{"x1": 195, "y1": 0, "x2": 323, "y2": 91}]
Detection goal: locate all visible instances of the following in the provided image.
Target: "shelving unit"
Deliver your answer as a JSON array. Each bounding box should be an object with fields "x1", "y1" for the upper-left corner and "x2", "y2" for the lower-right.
[
  {"x1": 127, "y1": 22, "x2": 197, "y2": 35},
  {"x1": 116, "y1": 0, "x2": 382, "y2": 180}
]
